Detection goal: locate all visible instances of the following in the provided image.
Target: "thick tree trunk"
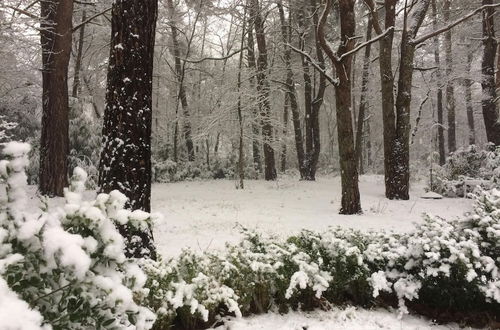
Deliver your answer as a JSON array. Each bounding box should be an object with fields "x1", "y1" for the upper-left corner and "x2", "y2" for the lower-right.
[
  {"x1": 246, "y1": 14, "x2": 262, "y2": 173},
  {"x1": 432, "y1": 0, "x2": 446, "y2": 164},
  {"x1": 443, "y1": 0, "x2": 456, "y2": 153},
  {"x1": 167, "y1": 0, "x2": 195, "y2": 161},
  {"x1": 39, "y1": 0, "x2": 74, "y2": 197},
  {"x1": 319, "y1": 0, "x2": 361, "y2": 214},
  {"x1": 355, "y1": 18, "x2": 372, "y2": 175},
  {"x1": 481, "y1": 0, "x2": 500, "y2": 146},
  {"x1": 98, "y1": 0, "x2": 158, "y2": 259},
  {"x1": 249, "y1": 0, "x2": 276, "y2": 180},
  {"x1": 72, "y1": 9, "x2": 86, "y2": 98}
]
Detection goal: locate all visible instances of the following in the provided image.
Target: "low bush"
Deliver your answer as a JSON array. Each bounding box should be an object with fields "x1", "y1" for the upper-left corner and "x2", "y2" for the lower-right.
[{"x1": 143, "y1": 192, "x2": 500, "y2": 329}]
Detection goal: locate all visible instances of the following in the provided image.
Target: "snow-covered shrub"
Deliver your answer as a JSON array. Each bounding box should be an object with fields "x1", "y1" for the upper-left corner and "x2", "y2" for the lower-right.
[
  {"x1": 0, "y1": 142, "x2": 155, "y2": 329},
  {"x1": 431, "y1": 145, "x2": 500, "y2": 197},
  {"x1": 218, "y1": 230, "x2": 289, "y2": 314},
  {"x1": 152, "y1": 156, "x2": 252, "y2": 183},
  {"x1": 365, "y1": 204, "x2": 500, "y2": 320},
  {"x1": 0, "y1": 115, "x2": 17, "y2": 143},
  {"x1": 285, "y1": 229, "x2": 371, "y2": 308},
  {"x1": 141, "y1": 251, "x2": 241, "y2": 330},
  {"x1": 68, "y1": 98, "x2": 101, "y2": 189}
]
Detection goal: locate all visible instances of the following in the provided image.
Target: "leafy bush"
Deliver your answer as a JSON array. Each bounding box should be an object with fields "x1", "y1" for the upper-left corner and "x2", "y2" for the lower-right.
[{"x1": 0, "y1": 142, "x2": 155, "y2": 330}]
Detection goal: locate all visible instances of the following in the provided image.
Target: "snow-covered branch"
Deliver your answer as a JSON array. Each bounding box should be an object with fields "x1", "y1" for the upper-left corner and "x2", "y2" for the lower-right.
[
  {"x1": 285, "y1": 43, "x2": 338, "y2": 86},
  {"x1": 338, "y1": 27, "x2": 394, "y2": 62},
  {"x1": 411, "y1": 3, "x2": 500, "y2": 45}
]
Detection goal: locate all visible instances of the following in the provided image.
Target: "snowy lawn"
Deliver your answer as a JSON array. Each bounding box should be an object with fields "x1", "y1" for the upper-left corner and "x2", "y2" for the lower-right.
[
  {"x1": 213, "y1": 308, "x2": 460, "y2": 329},
  {"x1": 152, "y1": 175, "x2": 473, "y2": 258}
]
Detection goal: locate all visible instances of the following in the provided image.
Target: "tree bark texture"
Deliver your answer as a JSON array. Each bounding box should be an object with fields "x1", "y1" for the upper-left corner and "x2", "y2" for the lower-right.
[
  {"x1": 481, "y1": 0, "x2": 500, "y2": 146},
  {"x1": 98, "y1": 0, "x2": 158, "y2": 259},
  {"x1": 249, "y1": 0, "x2": 277, "y2": 180},
  {"x1": 39, "y1": 0, "x2": 74, "y2": 197}
]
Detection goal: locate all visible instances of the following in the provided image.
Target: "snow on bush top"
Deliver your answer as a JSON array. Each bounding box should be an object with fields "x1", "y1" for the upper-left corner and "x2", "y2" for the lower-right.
[{"x1": 0, "y1": 142, "x2": 156, "y2": 329}]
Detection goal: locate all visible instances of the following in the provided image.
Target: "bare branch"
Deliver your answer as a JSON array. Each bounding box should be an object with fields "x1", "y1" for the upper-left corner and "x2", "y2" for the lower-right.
[
  {"x1": 317, "y1": 0, "x2": 338, "y2": 63},
  {"x1": 6, "y1": 5, "x2": 39, "y2": 20},
  {"x1": 182, "y1": 47, "x2": 247, "y2": 64},
  {"x1": 338, "y1": 27, "x2": 394, "y2": 61},
  {"x1": 72, "y1": 7, "x2": 112, "y2": 32},
  {"x1": 411, "y1": 3, "x2": 500, "y2": 45},
  {"x1": 286, "y1": 43, "x2": 338, "y2": 86},
  {"x1": 362, "y1": 0, "x2": 383, "y2": 35}
]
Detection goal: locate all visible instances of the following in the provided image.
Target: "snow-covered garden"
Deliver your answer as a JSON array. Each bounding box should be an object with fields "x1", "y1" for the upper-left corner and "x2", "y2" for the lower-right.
[
  {"x1": 3, "y1": 0, "x2": 500, "y2": 328},
  {"x1": 2, "y1": 142, "x2": 500, "y2": 329}
]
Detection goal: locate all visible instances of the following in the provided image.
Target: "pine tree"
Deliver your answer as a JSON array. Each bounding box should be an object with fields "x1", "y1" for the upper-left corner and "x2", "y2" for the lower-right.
[
  {"x1": 99, "y1": 0, "x2": 158, "y2": 259},
  {"x1": 39, "y1": 0, "x2": 74, "y2": 197}
]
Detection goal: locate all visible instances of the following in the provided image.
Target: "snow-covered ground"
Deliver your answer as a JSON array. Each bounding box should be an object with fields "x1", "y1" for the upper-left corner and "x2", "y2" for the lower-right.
[
  {"x1": 152, "y1": 175, "x2": 473, "y2": 258},
  {"x1": 4, "y1": 175, "x2": 474, "y2": 329},
  {"x1": 213, "y1": 308, "x2": 460, "y2": 329}
]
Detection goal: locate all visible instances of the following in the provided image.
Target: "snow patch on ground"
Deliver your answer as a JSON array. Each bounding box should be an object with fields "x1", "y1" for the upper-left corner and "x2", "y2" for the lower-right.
[
  {"x1": 151, "y1": 175, "x2": 473, "y2": 257},
  {"x1": 213, "y1": 307, "x2": 458, "y2": 330}
]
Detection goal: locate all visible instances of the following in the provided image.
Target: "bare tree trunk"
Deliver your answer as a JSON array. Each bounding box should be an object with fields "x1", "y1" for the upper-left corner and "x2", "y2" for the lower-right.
[
  {"x1": 98, "y1": 0, "x2": 158, "y2": 259},
  {"x1": 355, "y1": 17, "x2": 372, "y2": 175},
  {"x1": 296, "y1": 2, "x2": 324, "y2": 181},
  {"x1": 372, "y1": 0, "x2": 398, "y2": 199},
  {"x1": 443, "y1": 0, "x2": 456, "y2": 153},
  {"x1": 308, "y1": 0, "x2": 326, "y2": 181},
  {"x1": 39, "y1": 0, "x2": 74, "y2": 197},
  {"x1": 365, "y1": 112, "x2": 372, "y2": 170},
  {"x1": 278, "y1": 0, "x2": 306, "y2": 178},
  {"x1": 366, "y1": 0, "x2": 430, "y2": 200},
  {"x1": 481, "y1": 0, "x2": 500, "y2": 146},
  {"x1": 167, "y1": 0, "x2": 195, "y2": 161},
  {"x1": 319, "y1": 0, "x2": 361, "y2": 214},
  {"x1": 296, "y1": 5, "x2": 314, "y2": 178},
  {"x1": 280, "y1": 94, "x2": 289, "y2": 172},
  {"x1": 497, "y1": 42, "x2": 500, "y2": 93},
  {"x1": 246, "y1": 13, "x2": 262, "y2": 173},
  {"x1": 464, "y1": 43, "x2": 476, "y2": 145},
  {"x1": 249, "y1": 0, "x2": 276, "y2": 180},
  {"x1": 392, "y1": 0, "x2": 431, "y2": 200},
  {"x1": 236, "y1": 5, "x2": 247, "y2": 189},
  {"x1": 72, "y1": 9, "x2": 86, "y2": 98},
  {"x1": 432, "y1": 0, "x2": 446, "y2": 164}
]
